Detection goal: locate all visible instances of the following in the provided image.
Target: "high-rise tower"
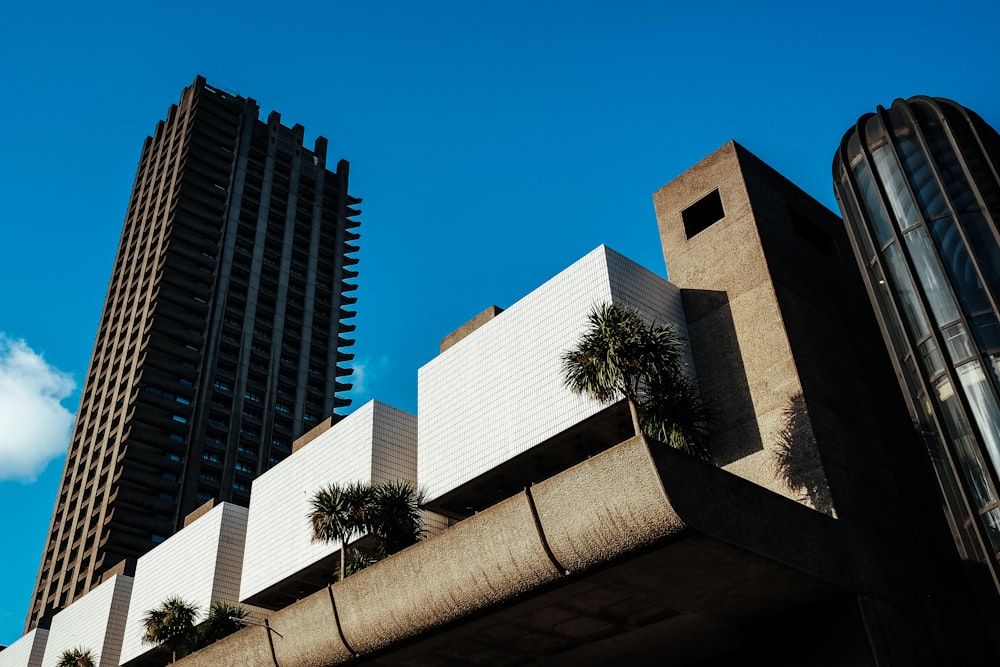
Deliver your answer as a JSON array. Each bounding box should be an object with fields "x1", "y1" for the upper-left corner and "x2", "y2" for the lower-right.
[
  {"x1": 834, "y1": 97, "x2": 1000, "y2": 595},
  {"x1": 26, "y1": 76, "x2": 360, "y2": 630}
]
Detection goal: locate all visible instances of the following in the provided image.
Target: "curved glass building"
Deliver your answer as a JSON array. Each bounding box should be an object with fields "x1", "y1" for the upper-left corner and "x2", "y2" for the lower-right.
[{"x1": 834, "y1": 97, "x2": 1000, "y2": 591}]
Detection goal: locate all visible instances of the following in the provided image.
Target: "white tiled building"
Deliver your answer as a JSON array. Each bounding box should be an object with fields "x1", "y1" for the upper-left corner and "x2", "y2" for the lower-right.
[
  {"x1": 417, "y1": 245, "x2": 690, "y2": 502},
  {"x1": 118, "y1": 503, "x2": 249, "y2": 665},
  {"x1": 4, "y1": 247, "x2": 691, "y2": 665},
  {"x1": 239, "y1": 400, "x2": 420, "y2": 606},
  {"x1": 0, "y1": 629, "x2": 48, "y2": 667},
  {"x1": 39, "y1": 575, "x2": 132, "y2": 667}
]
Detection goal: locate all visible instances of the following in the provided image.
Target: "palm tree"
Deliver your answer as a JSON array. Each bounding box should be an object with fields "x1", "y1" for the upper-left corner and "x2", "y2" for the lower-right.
[
  {"x1": 343, "y1": 546, "x2": 379, "y2": 577},
  {"x1": 370, "y1": 480, "x2": 426, "y2": 556},
  {"x1": 141, "y1": 596, "x2": 199, "y2": 663},
  {"x1": 310, "y1": 481, "x2": 373, "y2": 581},
  {"x1": 310, "y1": 480, "x2": 427, "y2": 578},
  {"x1": 56, "y1": 647, "x2": 95, "y2": 667},
  {"x1": 562, "y1": 302, "x2": 708, "y2": 457},
  {"x1": 189, "y1": 601, "x2": 249, "y2": 650}
]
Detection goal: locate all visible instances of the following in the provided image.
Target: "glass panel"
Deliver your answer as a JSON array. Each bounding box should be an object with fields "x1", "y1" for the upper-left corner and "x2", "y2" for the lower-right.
[
  {"x1": 956, "y1": 360, "x2": 1000, "y2": 476},
  {"x1": 921, "y1": 426, "x2": 979, "y2": 562},
  {"x1": 923, "y1": 124, "x2": 978, "y2": 213},
  {"x1": 894, "y1": 133, "x2": 948, "y2": 219},
  {"x1": 982, "y1": 507, "x2": 1000, "y2": 556},
  {"x1": 957, "y1": 211, "x2": 1000, "y2": 301},
  {"x1": 971, "y1": 314, "x2": 1000, "y2": 354},
  {"x1": 987, "y1": 353, "x2": 1000, "y2": 400},
  {"x1": 919, "y1": 338, "x2": 946, "y2": 375},
  {"x1": 943, "y1": 105, "x2": 1000, "y2": 212},
  {"x1": 903, "y1": 226, "x2": 962, "y2": 326},
  {"x1": 883, "y1": 243, "x2": 932, "y2": 340},
  {"x1": 839, "y1": 181, "x2": 878, "y2": 264},
  {"x1": 935, "y1": 376, "x2": 996, "y2": 508},
  {"x1": 928, "y1": 216, "x2": 991, "y2": 316},
  {"x1": 853, "y1": 159, "x2": 895, "y2": 246},
  {"x1": 871, "y1": 260, "x2": 918, "y2": 357},
  {"x1": 873, "y1": 146, "x2": 921, "y2": 230},
  {"x1": 941, "y1": 322, "x2": 976, "y2": 364}
]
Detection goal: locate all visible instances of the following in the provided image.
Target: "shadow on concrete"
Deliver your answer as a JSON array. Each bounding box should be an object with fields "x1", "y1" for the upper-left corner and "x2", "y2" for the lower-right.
[
  {"x1": 773, "y1": 392, "x2": 834, "y2": 515},
  {"x1": 680, "y1": 289, "x2": 762, "y2": 467}
]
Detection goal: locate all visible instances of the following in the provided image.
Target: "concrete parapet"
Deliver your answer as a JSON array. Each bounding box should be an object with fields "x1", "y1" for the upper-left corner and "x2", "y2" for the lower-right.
[
  {"x1": 335, "y1": 491, "x2": 562, "y2": 654},
  {"x1": 269, "y1": 591, "x2": 351, "y2": 667},
  {"x1": 170, "y1": 436, "x2": 853, "y2": 666},
  {"x1": 532, "y1": 435, "x2": 685, "y2": 573}
]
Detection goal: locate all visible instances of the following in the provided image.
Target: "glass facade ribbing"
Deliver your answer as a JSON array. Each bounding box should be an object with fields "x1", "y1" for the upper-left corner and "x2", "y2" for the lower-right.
[{"x1": 834, "y1": 97, "x2": 1000, "y2": 588}]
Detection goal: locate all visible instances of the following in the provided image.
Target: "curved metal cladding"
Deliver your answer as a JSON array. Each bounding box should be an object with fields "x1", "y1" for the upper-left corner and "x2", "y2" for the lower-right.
[{"x1": 833, "y1": 96, "x2": 1000, "y2": 590}]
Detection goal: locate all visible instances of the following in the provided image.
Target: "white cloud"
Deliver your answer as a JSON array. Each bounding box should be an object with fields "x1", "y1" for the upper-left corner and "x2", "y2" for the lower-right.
[
  {"x1": 0, "y1": 335, "x2": 75, "y2": 482},
  {"x1": 348, "y1": 354, "x2": 391, "y2": 404}
]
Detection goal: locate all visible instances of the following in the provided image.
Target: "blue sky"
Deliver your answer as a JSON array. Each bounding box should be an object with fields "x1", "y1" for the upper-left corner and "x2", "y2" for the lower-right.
[{"x1": 2, "y1": 0, "x2": 999, "y2": 646}]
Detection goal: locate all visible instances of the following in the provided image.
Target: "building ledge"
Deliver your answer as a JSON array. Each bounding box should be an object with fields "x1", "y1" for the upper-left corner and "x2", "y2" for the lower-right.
[{"x1": 175, "y1": 436, "x2": 858, "y2": 666}]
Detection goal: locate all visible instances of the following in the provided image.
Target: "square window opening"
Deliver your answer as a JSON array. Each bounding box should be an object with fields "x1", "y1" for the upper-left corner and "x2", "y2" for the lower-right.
[{"x1": 682, "y1": 189, "x2": 725, "y2": 239}]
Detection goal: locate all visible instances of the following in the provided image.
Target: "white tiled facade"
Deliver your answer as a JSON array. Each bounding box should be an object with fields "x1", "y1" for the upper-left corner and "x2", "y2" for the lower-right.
[
  {"x1": 418, "y1": 245, "x2": 690, "y2": 502},
  {"x1": 239, "y1": 400, "x2": 418, "y2": 603},
  {"x1": 118, "y1": 503, "x2": 248, "y2": 665},
  {"x1": 5, "y1": 247, "x2": 692, "y2": 664},
  {"x1": 0, "y1": 629, "x2": 47, "y2": 667},
  {"x1": 39, "y1": 575, "x2": 132, "y2": 667}
]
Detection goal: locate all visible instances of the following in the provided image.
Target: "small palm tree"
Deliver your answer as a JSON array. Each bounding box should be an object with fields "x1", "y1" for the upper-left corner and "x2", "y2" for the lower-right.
[
  {"x1": 189, "y1": 601, "x2": 249, "y2": 650},
  {"x1": 310, "y1": 482, "x2": 373, "y2": 581},
  {"x1": 370, "y1": 480, "x2": 426, "y2": 556},
  {"x1": 141, "y1": 596, "x2": 199, "y2": 663},
  {"x1": 56, "y1": 647, "x2": 95, "y2": 667},
  {"x1": 563, "y1": 302, "x2": 708, "y2": 457}
]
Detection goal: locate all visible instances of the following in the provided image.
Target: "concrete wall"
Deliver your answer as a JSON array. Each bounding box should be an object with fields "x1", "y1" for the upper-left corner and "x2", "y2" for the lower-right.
[
  {"x1": 119, "y1": 503, "x2": 248, "y2": 664},
  {"x1": 39, "y1": 575, "x2": 132, "y2": 667},
  {"x1": 653, "y1": 142, "x2": 832, "y2": 509},
  {"x1": 239, "y1": 400, "x2": 419, "y2": 603},
  {"x1": 417, "y1": 245, "x2": 691, "y2": 503}
]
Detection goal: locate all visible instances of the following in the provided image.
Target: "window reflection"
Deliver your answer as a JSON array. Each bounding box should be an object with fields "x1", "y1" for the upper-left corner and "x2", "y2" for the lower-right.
[
  {"x1": 935, "y1": 376, "x2": 996, "y2": 508},
  {"x1": 982, "y1": 507, "x2": 1000, "y2": 555},
  {"x1": 894, "y1": 133, "x2": 948, "y2": 219},
  {"x1": 839, "y1": 181, "x2": 878, "y2": 264},
  {"x1": 919, "y1": 338, "x2": 946, "y2": 375},
  {"x1": 854, "y1": 159, "x2": 896, "y2": 246},
  {"x1": 903, "y1": 227, "x2": 961, "y2": 327},
  {"x1": 872, "y1": 260, "x2": 919, "y2": 358},
  {"x1": 971, "y1": 314, "x2": 1000, "y2": 354},
  {"x1": 883, "y1": 244, "x2": 932, "y2": 340},
  {"x1": 928, "y1": 217, "x2": 991, "y2": 315},
  {"x1": 873, "y1": 146, "x2": 920, "y2": 230},
  {"x1": 942, "y1": 322, "x2": 976, "y2": 364},
  {"x1": 923, "y1": 126, "x2": 978, "y2": 213},
  {"x1": 958, "y1": 212, "x2": 1000, "y2": 300},
  {"x1": 956, "y1": 360, "x2": 1000, "y2": 475}
]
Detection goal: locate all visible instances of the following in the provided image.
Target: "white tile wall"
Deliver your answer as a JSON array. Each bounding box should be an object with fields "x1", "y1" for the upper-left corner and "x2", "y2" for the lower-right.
[
  {"x1": 118, "y1": 503, "x2": 248, "y2": 664},
  {"x1": 0, "y1": 628, "x2": 48, "y2": 667},
  {"x1": 239, "y1": 400, "x2": 419, "y2": 602},
  {"x1": 39, "y1": 575, "x2": 133, "y2": 667},
  {"x1": 418, "y1": 245, "x2": 691, "y2": 502}
]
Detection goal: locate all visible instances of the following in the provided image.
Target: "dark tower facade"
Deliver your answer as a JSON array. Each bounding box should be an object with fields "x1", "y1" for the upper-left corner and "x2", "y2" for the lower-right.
[
  {"x1": 833, "y1": 97, "x2": 1000, "y2": 595},
  {"x1": 26, "y1": 76, "x2": 360, "y2": 630}
]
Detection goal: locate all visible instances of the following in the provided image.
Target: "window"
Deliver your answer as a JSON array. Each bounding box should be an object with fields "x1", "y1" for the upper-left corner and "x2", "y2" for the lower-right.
[{"x1": 682, "y1": 189, "x2": 725, "y2": 239}]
